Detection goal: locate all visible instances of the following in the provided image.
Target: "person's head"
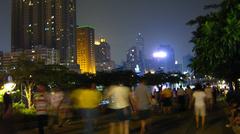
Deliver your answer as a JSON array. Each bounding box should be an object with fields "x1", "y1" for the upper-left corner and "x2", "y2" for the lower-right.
[
  {"x1": 194, "y1": 83, "x2": 203, "y2": 91},
  {"x1": 187, "y1": 85, "x2": 190, "y2": 89},
  {"x1": 180, "y1": 85, "x2": 182, "y2": 89},
  {"x1": 37, "y1": 84, "x2": 46, "y2": 92},
  {"x1": 139, "y1": 77, "x2": 146, "y2": 84},
  {"x1": 206, "y1": 83, "x2": 211, "y2": 87}
]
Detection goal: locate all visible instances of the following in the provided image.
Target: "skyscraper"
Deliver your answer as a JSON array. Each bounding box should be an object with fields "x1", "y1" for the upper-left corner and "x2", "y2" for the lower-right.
[
  {"x1": 136, "y1": 33, "x2": 145, "y2": 73},
  {"x1": 125, "y1": 46, "x2": 141, "y2": 73},
  {"x1": 95, "y1": 38, "x2": 115, "y2": 71},
  {"x1": 11, "y1": 0, "x2": 76, "y2": 64},
  {"x1": 124, "y1": 33, "x2": 145, "y2": 74},
  {"x1": 149, "y1": 44, "x2": 175, "y2": 72},
  {"x1": 183, "y1": 54, "x2": 192, "y2": 73},
  {"x1": 76, "y1": 27, "x2": 96, "y2": 74}
]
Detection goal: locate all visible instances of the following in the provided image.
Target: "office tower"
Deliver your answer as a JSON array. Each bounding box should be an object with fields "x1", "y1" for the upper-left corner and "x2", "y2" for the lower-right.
[
  {"x1": 76, "y1": 27, "x2": 96, "y2": 74},
  {"x1": 183, "y1": 54, "x2": 192, "y2": 73},
  {"x1": 136, "y1": 33, "x2": 145, "y2": 72},
  {"x1": 151, "y1": 44, "x2": 175, "y2": 72},
  {"x1": 11, "y1": 0, "x2": 76, "y2": 64},
  {"x1": 95, "y1": 38, "x2": 115, "y2": 71},
  {"x1": 125, "y1": 46, "x2": 141, "y2": 73}
]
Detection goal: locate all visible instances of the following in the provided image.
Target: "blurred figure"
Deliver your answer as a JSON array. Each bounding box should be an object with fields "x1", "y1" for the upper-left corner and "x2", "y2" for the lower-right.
[
  {"x1": 192, "y1": 83, "x2": 207, "y2": 129},
  {"x1": 48, "y1": 87, "x2": 64, "y2": 133},
  {"x1": 177, "y1": 86, "x2": 186, "y2": 112},
  {"x1": 71, "y1": 82, "x2": 101, "y2": 134},
  {"x1": 106, "y1": 82, "x2": 133, "y2": 134},
  {"x1": 2, "y1": 92, "x2": 13, "y2": 120},
  {"x1": 58, "y1": 92, "x2": 72, "y2": 127},
  {"x1": 204, "y1": 83, "x2": 213, "y2": 111},
  {"x1": 33, "y1": 84, "x2": 48, "y2": 134},
  {"x1": 212, "y1": 86, "x2": 218, "y2": 105},
  {"x1": 134, "y1": 78, "x2": 152, "y2": 134},
  {"x1": 161, "y1": 88, "x2": 173, "y2": 114},
  {"x1": 1, "y1": 92, "x2": 15, "y2": 134},
  {"x1": 185, "y1": 85, "x2": 193, "y2": 109}
]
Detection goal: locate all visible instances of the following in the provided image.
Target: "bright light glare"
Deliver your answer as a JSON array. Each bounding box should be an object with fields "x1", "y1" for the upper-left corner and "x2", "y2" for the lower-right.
[
  {"x1": 153, "y1": 51, "x2": 167, "y2": 58},
  {"x1": 3, "y1": 82, "x2": 16, "y2": 92}
]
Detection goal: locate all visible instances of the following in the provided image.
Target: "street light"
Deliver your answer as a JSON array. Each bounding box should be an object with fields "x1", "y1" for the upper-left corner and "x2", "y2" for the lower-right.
[{"x1": 3, "y1": 76, "x2": 16, "y2": 92}]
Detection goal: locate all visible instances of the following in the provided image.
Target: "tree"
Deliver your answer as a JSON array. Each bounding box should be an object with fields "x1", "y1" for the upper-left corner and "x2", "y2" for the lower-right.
[
  {"x1": 188, "y1": 0, "x2": 240, "y2": 90},
  {"x1": 9, "y1": 56, "x2": 44, "y2": 108}
]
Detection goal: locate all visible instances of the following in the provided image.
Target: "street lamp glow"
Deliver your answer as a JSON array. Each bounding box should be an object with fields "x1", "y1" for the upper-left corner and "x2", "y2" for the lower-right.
[
  {"x1": 153, "y1": 51, "x2": 167, "y2": 58},
  {"x1": 3, "y1": 82, "x2": 16, "y2": 92}
]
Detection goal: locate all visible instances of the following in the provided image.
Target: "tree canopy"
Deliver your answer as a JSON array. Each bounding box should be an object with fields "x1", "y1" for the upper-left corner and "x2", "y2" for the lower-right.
[{"x1": 188, "y1": 0, "x2": 240, "y2": 88}]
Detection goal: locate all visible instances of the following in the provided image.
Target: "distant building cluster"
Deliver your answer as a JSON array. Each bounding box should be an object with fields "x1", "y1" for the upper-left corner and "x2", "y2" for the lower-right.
[
  {"x1": 0, "y1": 0, "x2": 117, "y2": 74},
  {"x1": 95, "y1": 38, "x2": 115, "y2": 72},
  {"x1": 0, "y1": 0, "x2": 193, "y2": 75},
  {"x1": 0, "y1": 48, "x2": 59, "y2": 70},
  {"x1": 123, "y1": 34, "x2": 192, "y2": 74}
]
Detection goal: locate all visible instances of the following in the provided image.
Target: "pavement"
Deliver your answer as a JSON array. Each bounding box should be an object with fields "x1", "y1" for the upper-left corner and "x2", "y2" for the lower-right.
[{"x1": 17, "y1": 104, "x2": 234, "y2": 134}]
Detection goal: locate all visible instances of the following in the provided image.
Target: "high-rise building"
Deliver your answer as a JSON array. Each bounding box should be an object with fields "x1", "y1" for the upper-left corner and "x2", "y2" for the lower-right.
[
  {"x1": 125, "y1": 46, "x2": 141, "y2": 73},
  {"x1": 76, "y1": 27, "x2": 96, "y2": 74},
  {"x1": 95, "y1": 38, "x2": 115, "y2": 71},
  {"x1": 148, "y1": 44, "x2": 175, "y2": 72},
  {"x1": 11, "y1": 0, "x2": 76, "y2": 64},
  {"x1": 183, "y1": 54, "x2": 192, "y2": 73},
  {"x1": 136, "y1": 33, "x2": 145, "y2": 72},
  {"x1": 124, "y1": 33, "x2": 145, "y2": 74}
]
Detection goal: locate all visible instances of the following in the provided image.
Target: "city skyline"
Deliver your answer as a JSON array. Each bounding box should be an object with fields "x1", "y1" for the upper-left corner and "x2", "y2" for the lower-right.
[{"x1": 0, "y1": 0, "x2": 221, "y2": 64}]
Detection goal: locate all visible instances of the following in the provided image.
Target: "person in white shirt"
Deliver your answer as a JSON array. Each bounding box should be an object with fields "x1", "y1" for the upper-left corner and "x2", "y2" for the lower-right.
[
  {"x1": 106, "y1": 82, "x2": 134, "y2": 134},
  {"x1": 192, "y1": 83, "x2": 207, "y2": 129}
]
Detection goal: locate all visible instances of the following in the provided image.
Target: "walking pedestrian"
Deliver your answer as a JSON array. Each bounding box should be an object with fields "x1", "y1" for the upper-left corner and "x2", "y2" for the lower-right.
[
  {"x1": 71, "y1": 81, "x2": 101, "y2": 134},
  {"x1": 161, "y1": 88, "x2": 173, "y2": 114},
  {"x1": 177, "y1": 86, "x2": 186, "y2": 112},
  {"x1": 33, "y1": 84, "x2": 48, "y2": 134},
  {"x1": 185, "y1": 85, "x2": 193, "y2": 109},
  {"x1": 1, "y1": 92, "x2": 15, "y2": 134},
  {"x1": 106, "y1": 81, "x2": 134, "y2": 134},
  {"x1": 48, "y1": 87, "x2": 64, "y2": 133},
  {"x1": 204, "y1": 83, "x2": 213, "y2": 111},
  {"x1": 192, "y1": 83, "x2": 207, "y2": 129},
  {"x1": 134, "y1": 78, "x2": 152, "y2": 134}
]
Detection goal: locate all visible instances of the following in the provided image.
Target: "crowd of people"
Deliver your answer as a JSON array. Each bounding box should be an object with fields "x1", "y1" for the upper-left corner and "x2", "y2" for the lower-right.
[{"x1": 1, "y1": 78, "x2": 239, "y2": 134}]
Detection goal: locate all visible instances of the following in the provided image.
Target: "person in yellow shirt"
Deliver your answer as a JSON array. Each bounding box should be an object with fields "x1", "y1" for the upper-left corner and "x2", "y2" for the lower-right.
[
  {"x1": 71, "y1": 82, "x2": 102, "y2": 134},
  {"x1": 161, "y1": 88, "x2": 173, "y2": 114}
]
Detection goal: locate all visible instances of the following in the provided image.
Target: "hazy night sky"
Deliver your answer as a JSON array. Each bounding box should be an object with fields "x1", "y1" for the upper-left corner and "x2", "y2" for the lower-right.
[{"x1": 0, "y1": 0, "x2": 221, "y2": 64}]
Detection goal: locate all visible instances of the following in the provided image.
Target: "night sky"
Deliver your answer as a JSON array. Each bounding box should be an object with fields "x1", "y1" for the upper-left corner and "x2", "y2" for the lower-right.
[{"x1": 0, "y1": 0, "x2": 221, "y2": 64}]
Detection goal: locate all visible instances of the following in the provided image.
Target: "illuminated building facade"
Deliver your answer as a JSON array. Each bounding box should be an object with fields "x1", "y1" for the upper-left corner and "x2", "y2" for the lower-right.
[
  {"x1": 11, "y1": 0, "x2": 76, "y2": 64},
  {"x1": 125, "y1": 46, "x2": 141, "y2": 73},
  {"x1": 183, "y1": 54, "x2": 192, "y2": 73},
  {"x1": 136, "y1": 33, "x2": 145, "y2": 72},
  {"x1": 95, "y1": 38, "x2": 115, "y2": 71},
  {"x1": 146, "y1": 45, "x2": 175, "y2": 72},
  {"x1": 1, "y1": 48, "x2": 60, "y2": 70},
  {"x1": 76, "y1": 27, "x2": 96, "y2": 74}
]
